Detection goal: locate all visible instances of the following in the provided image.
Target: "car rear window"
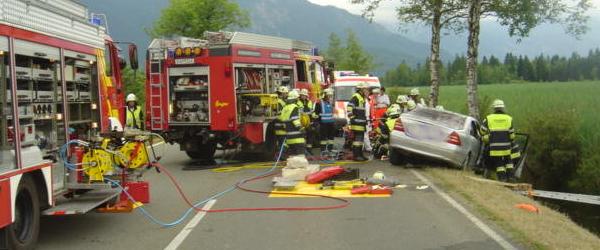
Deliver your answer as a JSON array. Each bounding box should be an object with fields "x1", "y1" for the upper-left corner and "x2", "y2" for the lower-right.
[{"x1": 408, "y1": 108, "x2": 466, "y2": 130}]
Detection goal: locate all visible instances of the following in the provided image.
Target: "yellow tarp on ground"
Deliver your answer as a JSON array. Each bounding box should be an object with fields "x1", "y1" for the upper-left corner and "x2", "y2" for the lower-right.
[{"x1": 269, "y1": 181, "x2": 390, "y2": 198}]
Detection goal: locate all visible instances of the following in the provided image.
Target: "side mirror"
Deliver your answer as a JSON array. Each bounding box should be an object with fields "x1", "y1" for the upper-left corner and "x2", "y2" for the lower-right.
[{"x1": 128, "y1": 44, "x2": 139, "y2": 70}]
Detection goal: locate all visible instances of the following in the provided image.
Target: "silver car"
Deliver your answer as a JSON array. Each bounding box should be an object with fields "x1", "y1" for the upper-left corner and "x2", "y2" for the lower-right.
[{"x1": 389, "y1": 108, "x2": 483, "y2": 169}]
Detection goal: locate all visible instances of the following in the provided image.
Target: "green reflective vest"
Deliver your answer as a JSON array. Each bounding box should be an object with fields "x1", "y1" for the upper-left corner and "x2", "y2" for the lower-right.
[
  {"x1": 483, "y1": 113, "x2": 514, "y2": 157},
  {"x1": 126, "y1": 106, "x2": 143, "y2": 129},
  {"x1": 279, "y1": 103, "x2": 305, "y2": 145}
]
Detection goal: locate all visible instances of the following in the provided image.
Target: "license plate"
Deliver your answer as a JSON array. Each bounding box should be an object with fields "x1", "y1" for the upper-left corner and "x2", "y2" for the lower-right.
[{"x1": 175, "y1": 58, "x2": 194, "y2": 65}]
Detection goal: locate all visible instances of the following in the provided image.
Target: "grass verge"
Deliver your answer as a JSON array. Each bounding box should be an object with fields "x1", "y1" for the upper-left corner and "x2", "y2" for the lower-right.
[{"x1": 425, "y1": 168, "x2": 600, "y2": 250}]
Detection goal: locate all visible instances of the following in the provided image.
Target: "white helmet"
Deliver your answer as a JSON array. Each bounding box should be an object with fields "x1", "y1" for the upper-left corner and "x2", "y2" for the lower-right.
[
  {"x1": 356, "y1": 82, "x2": 369, "y2": 89},
  {"x1": 278, "y1": 86, "x2": 289, "y2": 93},
  {"x1": 323, "y1": 88, "x2": 334, "y2": 96},
  {"x1": 287, "y1": 90, "x2": 300, "y2": 100},
  {"x1": 435, "y1": 105, "x2": 445, "y2": 111},
  {"x1": 372, "y1": 88, "x2": 381, "y2": 94},
  {"x1": 396, "y1": 95, "x2": 408, "y2": 104},
  {"x1": 407, "y1": 100, "x2": 417, "y2": 111},
  {"x1": 492, "y1": 99, "x2": 505, "y2": 109},
  {"x1": 126, "y1": 93, "x2": 137, "y2": 102},
  {"x1": 410, "y1": 88, "x2": 420, "y2": 96},
  {"x1": 300, "y1": 88, "x2": 309, "y2": 96}
]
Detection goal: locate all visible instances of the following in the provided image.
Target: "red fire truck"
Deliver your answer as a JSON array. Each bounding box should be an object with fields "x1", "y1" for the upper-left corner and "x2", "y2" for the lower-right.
[
  {"x1": 145, "y1": 31, "x2": 331, "y2": 160},
  {"x1": 0, "y1": 1, "x2": 141, "y2": 248}
]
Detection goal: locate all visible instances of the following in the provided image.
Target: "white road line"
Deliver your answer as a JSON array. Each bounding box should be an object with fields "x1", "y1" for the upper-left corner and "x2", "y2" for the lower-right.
[
  {"x1": 410, "y1": 170, "x2": 517, "y2": 250},
  {"x1": 164, "y1": 199, "x2": 217, "y2": 250}
]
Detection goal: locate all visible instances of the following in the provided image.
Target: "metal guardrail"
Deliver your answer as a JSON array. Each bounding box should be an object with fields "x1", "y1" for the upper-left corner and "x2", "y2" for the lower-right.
[{"x1": 524, "y1": 190, "x2": 600, "y2": 205}]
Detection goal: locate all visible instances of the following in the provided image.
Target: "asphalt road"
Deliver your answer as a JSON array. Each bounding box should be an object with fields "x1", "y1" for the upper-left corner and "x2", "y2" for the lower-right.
[{"x1": 37, "y1": 144, "x2": 515, "y2": 250}]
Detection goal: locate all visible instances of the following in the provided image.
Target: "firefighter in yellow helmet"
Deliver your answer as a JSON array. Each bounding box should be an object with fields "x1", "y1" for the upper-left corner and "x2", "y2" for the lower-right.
[
  {"x1": 347, "y1": 82, "x2": 370, "y2": 161},
  {"x1": 125, "y1": 93, "x2": 144, "y2": 130},
  {"x1": 279, "y1": 90, "x2": 306, "y2": 156},
  {"x1": 481, "y1": 99, "x2": 515, "y2": 182}
]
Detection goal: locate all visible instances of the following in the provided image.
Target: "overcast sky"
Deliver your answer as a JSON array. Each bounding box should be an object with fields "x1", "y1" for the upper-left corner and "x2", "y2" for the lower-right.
[{"x1": 308, "y1": 0, "x2": 600, "y2": 29}]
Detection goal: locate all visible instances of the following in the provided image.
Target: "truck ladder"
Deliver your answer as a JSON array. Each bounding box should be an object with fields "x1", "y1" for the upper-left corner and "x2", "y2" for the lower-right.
[{"x1": 148, "y1": 48, "x2": 165, "y2": 131}]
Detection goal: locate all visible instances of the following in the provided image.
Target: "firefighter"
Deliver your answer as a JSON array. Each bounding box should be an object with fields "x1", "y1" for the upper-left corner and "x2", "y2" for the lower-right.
[
  {"x1": 276, "y1": 86, "x2": 289, "y2": 111},
  {"x1": 481, "y1": 99, "x2": 515, "y2": 182},
  {"x1": 406, "y1": 100, "x2": 417, "y2": 112},
  {"x1": 409, "y1": 88, "x2": 427, "y2": 107},
  {"x1": 314, "y1": 88, "x2": 335, "y2": 152},
  {"x1": 373, "y1": 108, "x2": 400, "y2": 160},
  {"x1": 347, "y1": 82, "x2": 370, "y2": 161},
  {"x1": 298, "y1": 89, "x2": 315, "y2": 150},
  {"x1": 387, "y1": 95, "x2": 408, "y2": 116},
  {"x1": 272, "y1": 86, "x2": 289, "y2": 154},
  {"x1": 280, "y1": 90, "x2": 306, "y2": 156},
  {"x1": 125, "y1": 93, "x2": 144, "y2": 130}
]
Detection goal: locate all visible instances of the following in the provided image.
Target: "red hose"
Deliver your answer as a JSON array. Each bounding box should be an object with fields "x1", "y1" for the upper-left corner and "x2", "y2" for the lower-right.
[{"x1": 151, "y1": 163, "x2": 350, "y2": 213}]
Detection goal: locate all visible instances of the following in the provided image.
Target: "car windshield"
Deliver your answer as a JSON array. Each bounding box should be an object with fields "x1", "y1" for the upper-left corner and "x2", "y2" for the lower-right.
[
  {"x1": 335, "y1": 86, "x2": 355, "y2": 101},
  {"x1": 409, "y1": 108, "x2": 466, "y2": 130}
]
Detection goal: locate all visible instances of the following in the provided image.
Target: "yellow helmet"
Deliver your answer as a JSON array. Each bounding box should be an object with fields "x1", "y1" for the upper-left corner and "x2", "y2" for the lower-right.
[{"x1": 287, "y1": 90, "x2": 300, "y2": 100}]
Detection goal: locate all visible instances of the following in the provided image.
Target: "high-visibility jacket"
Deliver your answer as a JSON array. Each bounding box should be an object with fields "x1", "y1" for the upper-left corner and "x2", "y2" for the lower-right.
[
  {"x1": 347, "y1": 93, "x2": 366, "y2": 131},
  {"x1": 376, "y1": 117, "x2": 397, "y2": 137},
  {"x1": 274, "y1": 98, "x2": 287, "y2": 136},
  {"x1": 126, "y1": 106, "x2": 143, "y2": 129},
  {"x1": 279, "y1": 103, "x2": 305, "y2": 145},
  {"x1": 314, "y1": 99, "x2": 334, "y2": 123},
  {"x1": 482, "y1": 113, "x2": 515, "y2": 157}
]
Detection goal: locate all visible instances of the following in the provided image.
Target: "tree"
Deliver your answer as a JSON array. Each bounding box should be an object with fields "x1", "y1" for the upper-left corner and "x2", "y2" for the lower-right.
[
  {"x1": 122, "y1": 67, "x2": 146, "y2": 105},
  {"x1": 324, "y1": 33, "x2": 346, "y2": 66},
  {"x1": 464, "y1": 0, "x2": 591, "y2": 119},
  {"x1": 351, "y1": 0, "x2": 468, "y2": 107},
  {"x1": 150, "y1": 0, "x2": 250, "y2": 38},
  {"x1": 341, "y1": 30, "x2": 375, "y2": 74}
]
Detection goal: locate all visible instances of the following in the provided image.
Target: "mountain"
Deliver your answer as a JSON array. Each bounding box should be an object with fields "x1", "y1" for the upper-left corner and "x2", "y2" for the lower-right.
[{"x1": 79, "y1": 0, "x2": 431, "y2": 74}]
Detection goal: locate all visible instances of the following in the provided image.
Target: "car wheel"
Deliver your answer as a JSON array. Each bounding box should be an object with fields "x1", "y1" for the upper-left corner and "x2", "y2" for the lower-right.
[
  {"x1": 2, "y1": 176, "x2": 40, "y2": 250},
  {"x1": 389, "y1": 149, "x2": 404, "y2": 166}
]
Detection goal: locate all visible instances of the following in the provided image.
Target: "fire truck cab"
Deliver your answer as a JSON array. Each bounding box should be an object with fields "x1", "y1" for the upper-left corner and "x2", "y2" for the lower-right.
[
  {"x1": 146, "y1": 31, "x2": 331, "y2": 160},
  {"x1": 0, "y1": 1, "x2": 137, "y2": 248}
]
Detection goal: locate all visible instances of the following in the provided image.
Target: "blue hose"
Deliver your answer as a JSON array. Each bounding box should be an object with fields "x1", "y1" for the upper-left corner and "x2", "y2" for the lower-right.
[{"x1": 60, "y1": 138, "x2": 287, "y2": 227}]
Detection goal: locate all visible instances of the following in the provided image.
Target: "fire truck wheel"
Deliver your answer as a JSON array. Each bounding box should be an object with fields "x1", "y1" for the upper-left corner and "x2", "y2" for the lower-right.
[
  {"x1": 3, "y1": 176, "x2": 40, "y2": 250},
  {"x1": 185, "y1": 143, "x2": 217, "y2": 160}
]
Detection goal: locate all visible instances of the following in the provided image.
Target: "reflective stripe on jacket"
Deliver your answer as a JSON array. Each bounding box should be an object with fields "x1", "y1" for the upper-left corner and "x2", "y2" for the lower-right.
[{"x1": 126, "y1": 106, "x2": 143, "y2": 129}]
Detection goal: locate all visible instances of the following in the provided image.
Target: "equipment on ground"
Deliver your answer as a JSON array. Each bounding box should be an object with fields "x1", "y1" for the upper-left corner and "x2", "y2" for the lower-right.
[
  {"x1": 320, "y1": 180, "x2": 365, "y2": 190},
  {"x1": 306, "y1": 166, "x2": 345, "y2": 184},
  {"x1": 351, "y1": 185, "x2": 393, "y2": 195}
]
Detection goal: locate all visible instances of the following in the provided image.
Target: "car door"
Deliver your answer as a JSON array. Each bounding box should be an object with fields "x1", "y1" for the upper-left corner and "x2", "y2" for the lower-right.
[{"x1": 468, "y1": 120, "x2": 485, "y2": 166}]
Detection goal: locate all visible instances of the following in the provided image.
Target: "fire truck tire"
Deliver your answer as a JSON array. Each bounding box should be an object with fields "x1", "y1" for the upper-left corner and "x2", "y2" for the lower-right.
[
  {"x1": 2, "y1": 176, "x2": 40, "y2": 250},
  {"x1": 185, "y1": 143, "x2": 217, "y2": 160}
]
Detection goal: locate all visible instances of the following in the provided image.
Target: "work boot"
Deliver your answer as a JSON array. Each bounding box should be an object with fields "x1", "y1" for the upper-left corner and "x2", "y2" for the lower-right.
[{"x1": 353, "y1": 148, "x2": 367, "y2": 161}]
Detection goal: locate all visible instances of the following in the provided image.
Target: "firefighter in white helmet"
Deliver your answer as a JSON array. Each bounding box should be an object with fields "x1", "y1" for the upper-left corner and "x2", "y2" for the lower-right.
[
  {"x1": 347, "y1": 82, "x2": 370, "y2": 161},
  {"x1": 409, "y1": 88, "x2": 427, "y2": 107},
  {"x1": 125, "y1": 93, "x2": 144, "y2": 130},
  {"x1": 387, "y1": 95, "x2": 409, "y2": 117},
  {"x1": 314, "y1": 88, "x2": 335, "y2": 152},
  {"x1": 481, "y1": 99, "x2": 515, "y2": 182},
  {"x1": 270, "y1": 86, "x2": 290, "y2": 156},
  {"x1": 279, "y1": 90, "x2": 306, "y2": 156}
]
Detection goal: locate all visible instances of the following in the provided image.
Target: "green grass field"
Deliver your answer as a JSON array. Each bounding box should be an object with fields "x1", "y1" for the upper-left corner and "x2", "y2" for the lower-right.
[{"x1": 387, "y1": 81, "x2": 600, "y2": 146}]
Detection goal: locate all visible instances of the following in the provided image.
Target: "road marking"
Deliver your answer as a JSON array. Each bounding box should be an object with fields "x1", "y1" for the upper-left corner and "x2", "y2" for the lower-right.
[
  {"x1": 410, "y1": 170, "x2": 516, "y2": 250},
  {"x1": 164, "y1": 199, "x2": 217, "y2": 250}
]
